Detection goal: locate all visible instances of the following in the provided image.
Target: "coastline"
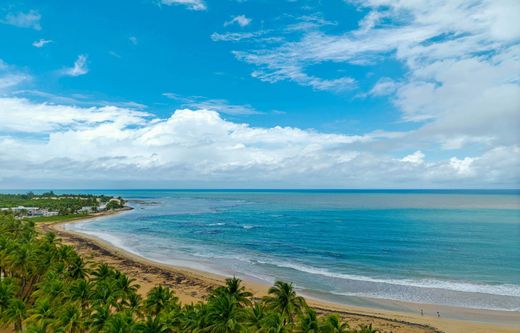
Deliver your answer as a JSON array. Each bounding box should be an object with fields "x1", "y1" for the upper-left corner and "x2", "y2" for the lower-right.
[{"x1": 38, "y1": 209, "x2": 520, "y2": 333}]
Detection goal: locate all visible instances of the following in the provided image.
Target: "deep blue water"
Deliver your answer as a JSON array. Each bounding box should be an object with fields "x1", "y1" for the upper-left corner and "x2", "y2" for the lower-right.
[{"x1": 59, "y1": 190, "x2": 520, "y2": 311}]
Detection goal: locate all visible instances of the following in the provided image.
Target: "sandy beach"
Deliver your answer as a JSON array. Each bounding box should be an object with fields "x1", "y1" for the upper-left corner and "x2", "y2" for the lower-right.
[{"x1": 36, "y1": 210, "x2": 520, "y2": 333}]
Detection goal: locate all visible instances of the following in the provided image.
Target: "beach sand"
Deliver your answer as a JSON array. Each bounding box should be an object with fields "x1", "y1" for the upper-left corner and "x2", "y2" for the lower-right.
[{"x1": 34, "y1": 210, "x2": 520, "y2": 333}]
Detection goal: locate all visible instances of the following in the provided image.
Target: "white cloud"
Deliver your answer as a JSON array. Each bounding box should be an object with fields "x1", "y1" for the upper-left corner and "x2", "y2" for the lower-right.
[
  {"x1": 449, "y1": 157, "x2": 475, "y2": 176},
  {"x1": 211, "y1": 31, "x2": 266, "y2": 42},
  {"x1": 369, "y1": 77, "x2": 399, "y2": 96},
  {"x1": 62, "y1": 55, "x2": 88, "y2": 77},
  {"x1": 0, "y1": 97, "x2": 150, "y2": 133},
  {"x1": 1, "y1": 10, "x2": 41, "y2": 30},
  {"x1": 32, "y1": 39, "x2": 52, "y2": 48},
  {"x1": 129, "y1": 36, "x2": 138, "y2": 45},
  {"x1": 225, "y1": 0, "x2": 520, "y2": 152},
  {"x1": 160, "y1": 0, "x2": 206, "y2": 11},
  {"x1": 401, "y1": 151, "x2": 425, "y2": 165},
  {"x1": 0, "y1": 96, "x2": 518, "y2": 188},
  {"x1": 0, "y1": 59, "x2": 31, "y2": 92},
  {"x1": 224, "y1": 15, "x2": 252, "y2": 27},
  {"x1": 163, "y1": 93, "x2": 260, "y2": 115}
]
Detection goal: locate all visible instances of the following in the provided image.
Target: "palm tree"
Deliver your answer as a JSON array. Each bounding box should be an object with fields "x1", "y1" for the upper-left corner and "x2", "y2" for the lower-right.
[
  {"x1": 246, "y1": 302, "x2": 267, "y2": 331},
  {"x1": 181, "y1": 303, "x2": 207, "y2": 332},
  {"x1": 135, "y1": 315, "x2": 168, "y2": 333},
  {"x1": 91, "y1": 263, "x2": 114, "y2": 282},
  {"x1": 263, "y1": 281, "x2": 307, "y2": 326},
  {"x1": 212, "y1": 277, "x2": 252, "y2": 307},
  {"x1": 89, "y1": 304, "x2": 111, "y2": 333},
  {"x1": 319, "y1": 314, "x2": 349, "y2": 333},
  {"x1": 2, "y1": 297, "x2": 26, "y2": 332},
  {"x1": 68, "y1": 279, "x2": 92, "y2": 311},
  {"x1": 23, "y1": 322, "x2": 48, "y2": 333},
  {"x1": 355, "y1": 323, "x2": 380, "y2": 333},
  {"x1": 296, "y1": 308, "x2": 319, "y2": 333},
  {"x1": 101, "y1": 311, "x2": 136, "y2": 333},
  {"x1": 54, "y1": 302, "x2": 86, "y2": 333},
  {"x1": 67, "y1": 254, "x2": 88, "y2": 280},
  {"x1": 26, "y1": 297, "x2": 55, "y2": 330},
  {"x1": 144, "y1": 286, "x2": 178, "y2": 317},
  {"x1": 257, "y1": 312, "x2": 288, "y2": 333},
  {"x1": 0, "y1": 278, "x2": 15, "y2": 312},
  {"x1": 6, "y1": 244, "x2": 32, "y2": 293},
  {"x1": 113, "y1": 272, "x2": 140, "y2": 309},
  {"x1": 204, "y1": 294, "x2": 245, "y2": 333}
]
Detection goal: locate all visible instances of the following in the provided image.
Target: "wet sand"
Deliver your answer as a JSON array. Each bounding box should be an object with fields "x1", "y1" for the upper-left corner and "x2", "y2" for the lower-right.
[{"x1": 36, "y1": 210, "x2": 520, "y2": 333}]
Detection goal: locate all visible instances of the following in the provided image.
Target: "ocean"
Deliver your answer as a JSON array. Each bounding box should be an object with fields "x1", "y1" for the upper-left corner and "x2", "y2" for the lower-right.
[{"x1": 62, "y1": 190, "x2": 520, "y2": 312}]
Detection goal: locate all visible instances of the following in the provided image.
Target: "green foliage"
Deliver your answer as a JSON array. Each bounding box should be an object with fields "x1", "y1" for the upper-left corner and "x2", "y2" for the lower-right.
[
  {"x1": 0, "y1": 214, "x2": 377, "y2": 333},
  {"x1": 24, "y1": 214, "x2": 89, "y2": 223},
  {"x1": 0, "y1": 192, "x2": 106, "y2": 216}
]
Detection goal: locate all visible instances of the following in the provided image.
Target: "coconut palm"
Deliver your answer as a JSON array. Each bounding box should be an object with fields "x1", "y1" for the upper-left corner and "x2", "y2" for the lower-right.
[
  {"x1": 212, "y1": 277, "x2": 252, "y2": 307},
  {"x1": 263, "y1": 281, "x2": 307, "y2": 326},
  {"x1": 246, "y1": 302, "x2": 267, "y2": 331},
  {"x1": 89, "y1": 304, "x2": 111, "y2": 333},
  {"x1": 258, "y1": 312, "x2": 289, "y2": 333},
  {"x1": 144, "y1": 286, "x2": 178, "y2": 317},
  {"x1": 2, "y1": 297, "x2": 26, "y2": 332},
  {"x1": 91, "y1": 263, "x2": 114, "y2": 282},
  {"x1": 54, "y1": 302, "x2": 86, "y2": 333},
  {"x1": 355, "y1": 323, "x2": 380, "y2": 333},
  {"x1": 102, "y1": 311, "x2": 136, "y2": 333},
  {"x1": 204, "y1": 293, "x2": 245, "y2": 333},
  {"x1": 67, "y1": 254, "x2": 88, "y2": 280},
  {"x1": 296, "y1": 308, "x2": 319, "y2": 333},
  {"x1": 319, "y1": 314, "x2": 349, "y2": 333},
  {"x1": 26, "y1": 297, "x2": 55, "y2": 330},
  {"x1": 0, "y1": 278, "x2": 15, "y2": 312},
  {"x1": 68, "y1": 279, "x2": 93, "y2": 311},
  {"x1": 135, "y1": 315, "x2": 168, "y2": 333}
]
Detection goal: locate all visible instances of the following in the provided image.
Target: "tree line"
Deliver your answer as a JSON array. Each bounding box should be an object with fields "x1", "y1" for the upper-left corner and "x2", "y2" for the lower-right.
[
  {"x1": 0, "y1": 214, "x2": 379, "y2": 332},
  {"x1": 0, "y1": 193, "x2": 124, "y2": 216}
]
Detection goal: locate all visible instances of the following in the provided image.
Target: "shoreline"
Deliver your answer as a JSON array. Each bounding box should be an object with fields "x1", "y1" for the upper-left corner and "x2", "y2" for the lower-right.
[{"x1": 38, "y1": 208, "x2": 520, "y2": 333}]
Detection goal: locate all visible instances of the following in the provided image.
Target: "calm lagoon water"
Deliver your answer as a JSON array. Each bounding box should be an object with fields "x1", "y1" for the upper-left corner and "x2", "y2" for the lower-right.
[{"x1": 63, "y1": 190, "x2": 520, "y2": 311}]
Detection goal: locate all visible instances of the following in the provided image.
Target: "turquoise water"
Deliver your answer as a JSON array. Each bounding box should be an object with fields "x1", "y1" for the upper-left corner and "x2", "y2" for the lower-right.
[{"x1": 63, "y1": 190, "x2": 520, "y2": 311}]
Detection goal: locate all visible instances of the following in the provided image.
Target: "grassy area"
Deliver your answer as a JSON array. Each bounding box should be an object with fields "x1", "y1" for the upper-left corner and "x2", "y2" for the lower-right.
[{"x1": 24, "y1": 213, "x2": 89, "y2": 223}]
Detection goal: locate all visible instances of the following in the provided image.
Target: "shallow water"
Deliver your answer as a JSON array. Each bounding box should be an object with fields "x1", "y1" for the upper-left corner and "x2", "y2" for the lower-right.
[{"x1": 64, "y1": 190, "x2": 520, "y2": 311}]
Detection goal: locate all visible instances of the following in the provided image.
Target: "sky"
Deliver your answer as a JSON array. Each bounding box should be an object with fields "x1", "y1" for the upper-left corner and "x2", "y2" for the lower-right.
[{"x1": 0, "y1": 0, "x2": 519, "y2": 189}]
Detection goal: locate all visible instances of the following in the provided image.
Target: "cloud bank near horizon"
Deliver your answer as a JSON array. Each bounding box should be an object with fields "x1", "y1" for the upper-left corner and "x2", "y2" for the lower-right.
[{"x1": 0, "y1": 96, "x2": 518, "y2": 189}]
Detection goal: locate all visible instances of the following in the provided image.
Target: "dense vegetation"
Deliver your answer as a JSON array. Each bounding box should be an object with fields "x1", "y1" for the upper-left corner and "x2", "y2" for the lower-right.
[
  {"x1": 0, "y1": 214, "x2": 379, "y2": 333},
  {"x1": 0, "y1": 192, "x2": 125, "y2": 215}
]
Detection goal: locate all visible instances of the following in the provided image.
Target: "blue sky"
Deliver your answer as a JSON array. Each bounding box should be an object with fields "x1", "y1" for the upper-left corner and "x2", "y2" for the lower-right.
[{"x1": 0, "y1": 0, "x2": 519, "y2": 188}]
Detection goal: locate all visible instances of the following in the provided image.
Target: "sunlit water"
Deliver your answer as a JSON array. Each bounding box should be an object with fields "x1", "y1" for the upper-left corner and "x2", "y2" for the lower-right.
[{"x1": 63, "y1": 190, "x2": 520, "y2": 311}]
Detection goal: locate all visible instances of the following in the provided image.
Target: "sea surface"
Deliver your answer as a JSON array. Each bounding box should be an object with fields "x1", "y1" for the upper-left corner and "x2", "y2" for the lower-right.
[{"x1": 62, "y1": 190, "x2": 520, "y2": 311}]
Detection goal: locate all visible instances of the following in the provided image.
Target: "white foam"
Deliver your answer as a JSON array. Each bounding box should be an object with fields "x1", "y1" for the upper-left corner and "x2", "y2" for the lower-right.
[{"x1": 255, "y1": 260, "x2": 520, "y2": 297}]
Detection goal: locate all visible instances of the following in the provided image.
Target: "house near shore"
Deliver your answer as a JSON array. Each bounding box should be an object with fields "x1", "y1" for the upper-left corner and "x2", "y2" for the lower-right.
[
  {"x1": 78, "y1": 206, "x2": 97, "y2": 213},
  {"x1": 0, "y1": 206, "x2": 59, "y2": 217}
]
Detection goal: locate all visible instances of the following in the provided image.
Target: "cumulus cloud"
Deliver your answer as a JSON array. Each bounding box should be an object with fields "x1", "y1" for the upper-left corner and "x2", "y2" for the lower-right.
[
  {"x1": 1, "y1": 10, "x2": 41, "y2": 30},
  {"x1": 62, "y1": 55, "x2": 88, "y2": 77},
  {"x1": 0, "y1": 97, "x2": 150, "y2": 133},
  {"x1": 224, "y1": 15, "x2": 252, "y2": 27},
  {"x1": 0, "y1": 96, "x2": 517, "y2": 188},
  {"x1": 401, "y1": 151, "x2": 425, "y2": 165},
  {"x1": 160, "y1": 0, "x2": 206, "y2": 11},
  {"x1": 32, "y1": 39, "x2": 52, "y2": 48}
]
